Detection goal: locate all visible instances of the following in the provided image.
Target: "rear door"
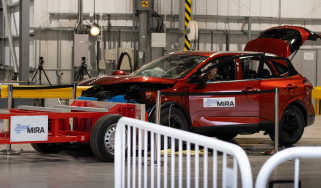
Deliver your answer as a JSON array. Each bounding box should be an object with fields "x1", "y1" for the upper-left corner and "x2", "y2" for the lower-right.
[{"x1": 259, "y1": 56, "x2": 304, "y2": 122}]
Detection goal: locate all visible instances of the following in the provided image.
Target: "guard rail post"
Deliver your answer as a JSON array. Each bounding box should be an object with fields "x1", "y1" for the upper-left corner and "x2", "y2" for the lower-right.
[
  {"x1": 72, "y1": 83, "x2": 77, "y2": 99},
  {"x1": 255, "y1": 147, "x2": 321, "y2": 188},
  {"x1": 70, "y1": 83, "x2": 77, "y2": 132},
  {"x1": 7, "y1": 84, "x2": 13, "y2": 152},
  {"x1": 115, "y1": 117, "x2": 254, "y2": 188},
  {"x1": 3, "y1": 84, "x2": 19, "y2": 155},
  {"x1": 7, "y1": 84, "x2": 13, "y2": 109},
  {"x1": 154, "y1": 90, "x2": 161, "y2": 164},
  {"x1": 275, "y1": 88, "x2": 279, "y2": 152},
  {"x1": 155, "y1": 90, "x2": 161, "y2": 124}
]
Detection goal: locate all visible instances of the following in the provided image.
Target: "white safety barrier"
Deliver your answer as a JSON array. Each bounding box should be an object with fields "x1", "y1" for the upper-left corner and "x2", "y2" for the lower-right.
[
  {"x1": 255, "y1": 147, "x2": 321, "y2": 188},
  {"x1": 114, "y1": 117, "x2": 253, "y2": 188}
]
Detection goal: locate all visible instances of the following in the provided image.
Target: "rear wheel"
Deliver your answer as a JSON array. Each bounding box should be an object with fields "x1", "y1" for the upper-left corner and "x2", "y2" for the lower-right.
[
  {"x1": 31, "y1": 143, "x2": 63, "y2": 154},
  {"x1": 90, "y1": 114, "x2": 121, "y2": 162},
  {"x1": 268, "y1": 105, "x2": 305, "y2": 146}
]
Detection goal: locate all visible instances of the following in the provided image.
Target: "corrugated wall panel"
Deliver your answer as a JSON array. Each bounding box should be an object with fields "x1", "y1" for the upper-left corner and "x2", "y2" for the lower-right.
[
  {"x1": 31, "y1": 0, "x2": 321, "y2": 27},
  {"x1": 282, "y1": 0, "x2": 321, "y2": 18},
  {"x1": 4, "y1": 47, "x2": 10, "y2": 66},
  {"x1": 48, "y1": 0, "x2": 77, "y2": 13},
  {"x1": 229, "y1": 0, "x2": 240, "y2": 16},
  {"x1": 311, "y1": 0, "x2": 321, "y2": 19},
  {"x1": 36, "y1": 0, "x2": 133, "y2": 24},
  {"x1": 282, "y1": 0, "x2": 305, "y2": 18},
  {"x1": 261, "y1": 0, "x2": 278, "y2": 17},
  {"x1": 60, "y1": 41, "x2": 73, "y2": 70},
  {"x1": 191, "y1": 0, "x2": 278, "y2": 17},
  {"x1": 21, "y1": 0, "x2": 321, "y2": 83},
  {"x1": 207, "y1": 0, "x2": 218, "y2": 15},
  {"x1": 33, "y1": 0, "x2": 50, "y2": 27},
  {"x1": 160, "y1": 0, "x2": 170, "y2": 15},
  {"x1": 193, "y1": 0, "x2": 206, "y2": 15},
  {"x1": 218, "y1": 0, "x2": 229, "y2": 16},
  {"x1": 239, "y1": 0, "x2": 251, "y2": 16},
  {"x1": 250, "y1": 0, "x2": 261, "y2": 16}
]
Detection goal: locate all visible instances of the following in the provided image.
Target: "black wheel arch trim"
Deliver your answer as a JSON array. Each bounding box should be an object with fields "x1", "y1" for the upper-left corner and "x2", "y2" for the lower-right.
[
  {"x1": 148, "y1": 101, "x2": 192, "y2": 128},
  {"x1": 287, "y1": 100, "x2": 308, "y2": 127},
  {"x1": 191, "y1": 121, "x2": 274, "y2": 136}
]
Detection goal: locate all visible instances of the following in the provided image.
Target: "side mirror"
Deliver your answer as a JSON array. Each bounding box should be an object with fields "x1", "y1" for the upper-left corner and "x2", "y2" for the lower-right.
[
  {"x1": 189, "y1": 73, "x2": 207, "y2": 89},
  {"x1": 195, "y1": 77, "x2": 207, "y2": 89}
]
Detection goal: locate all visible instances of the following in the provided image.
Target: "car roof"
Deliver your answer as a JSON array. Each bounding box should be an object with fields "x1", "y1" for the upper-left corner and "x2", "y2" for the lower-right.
[
  {"x1": 173, "y1": 51, "x2": 277, "y2": 58},
  {"x1": 172, "y1": 51, "x2": 216, "y2": 57},
  {"x1": 216, "y1": 51, "x2": 277, "y2": 57}
]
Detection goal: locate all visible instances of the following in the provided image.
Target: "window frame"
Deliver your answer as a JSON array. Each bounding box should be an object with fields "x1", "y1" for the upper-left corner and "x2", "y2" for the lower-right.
[
  {"x1": 197, "y1": 55, "x2": 237, "y2": 83},
  {"x1": 265, "y1": 56, "x2": 298, "y2": 78},
  {"x1": 236, "y1": 54, "x2": 272, "y2": 81}
]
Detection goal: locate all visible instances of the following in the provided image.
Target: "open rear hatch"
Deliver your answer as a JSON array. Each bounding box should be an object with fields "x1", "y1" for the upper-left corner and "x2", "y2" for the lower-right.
[{"x1": 245, "y1": 26, "x2": 321, "y2": 58}]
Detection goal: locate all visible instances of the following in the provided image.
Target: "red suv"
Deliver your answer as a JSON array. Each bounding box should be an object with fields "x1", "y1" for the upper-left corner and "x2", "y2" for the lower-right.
[{"x1": 82, "y1": 26, "x2": 316, "y2": 157}]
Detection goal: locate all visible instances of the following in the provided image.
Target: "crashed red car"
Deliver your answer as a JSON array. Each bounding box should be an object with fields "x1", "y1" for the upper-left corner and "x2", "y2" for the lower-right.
[{"x1": 81, "y1": 26, "x2": 316, "y2": 156}]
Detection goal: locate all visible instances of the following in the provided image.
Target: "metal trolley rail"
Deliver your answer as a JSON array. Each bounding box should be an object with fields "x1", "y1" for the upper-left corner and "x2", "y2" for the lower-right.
[{"x1": 0, "y1": 101, "x2": 138, "y2": 161}]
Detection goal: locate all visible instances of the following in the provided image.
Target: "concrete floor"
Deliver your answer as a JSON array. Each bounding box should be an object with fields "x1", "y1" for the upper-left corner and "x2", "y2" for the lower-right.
[{"x1": 0, "y1": 117, "x2": 320, "y2": 188}]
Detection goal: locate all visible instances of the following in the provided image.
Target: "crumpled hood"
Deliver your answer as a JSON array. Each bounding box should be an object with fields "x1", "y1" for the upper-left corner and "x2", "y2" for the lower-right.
[
  {"x1": 80, "y1": 75, "x2": 178, "y2": 101},
  {"x1": 82, "y1": 75, "x2": 177, "y2": 86}
]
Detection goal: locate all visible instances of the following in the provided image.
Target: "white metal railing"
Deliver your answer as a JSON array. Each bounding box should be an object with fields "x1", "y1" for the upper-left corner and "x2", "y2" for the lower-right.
[
  {"x1": 114, "y1": 117, "x2": 253, "y2": 188},
  {"x1": 255, "y1": 147, "x2": 321, "y2": 188}
]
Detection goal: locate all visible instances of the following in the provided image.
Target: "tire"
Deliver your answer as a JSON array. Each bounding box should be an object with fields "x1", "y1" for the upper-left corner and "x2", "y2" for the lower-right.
[
  {"x1": 268, "y1": 105, "x2": 305, "y2": 146},
  {"x1": 31, "y1": 143, "x2": 63, "y2": 154},
  {"x1": 150, "y1": 107, "x2": 189, "y2": 131},
  {"x1": 216, "y1": 132, "x2": 238, "y2": 141},
  {"x1": 150, "y1": 107, "x2": 190, "y2": 149},
  {"x1": 90, "y1": 114, "x2": 121, "y2": 162}
]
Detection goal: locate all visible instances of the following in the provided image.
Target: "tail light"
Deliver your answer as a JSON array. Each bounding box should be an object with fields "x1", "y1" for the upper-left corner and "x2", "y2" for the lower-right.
[
  {"x1": 302, "y1": 77, "x2": 312, "y2": 85},
  {"x1": 303, "y1": 77, "x2": 312, "y2": 95}
]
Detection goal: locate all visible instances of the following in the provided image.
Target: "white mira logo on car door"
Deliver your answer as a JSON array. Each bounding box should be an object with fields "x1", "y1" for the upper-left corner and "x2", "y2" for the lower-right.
[{"x1": 203, "y1": 97, "x2": 236, "y2": 108}]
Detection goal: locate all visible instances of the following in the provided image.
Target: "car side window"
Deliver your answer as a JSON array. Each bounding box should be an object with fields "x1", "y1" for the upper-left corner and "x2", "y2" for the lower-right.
[
  {"x1": 258, "y1": 61, "x2": 274, "y2": 78},
  {"x1": 269, "y1": 57, "x2": 297, "y2": 77},
  {"x1": 240, "y1": 56, "x2": 275, "y2": 79},
  {"x1": 270, "y1": 59, "x2": 289, "y2": 77},
  {"x1": 200, "y1": 56, "x2": 236, "y2": 82},
  {"x1": 240, "y1": 56, "x2": 261, "y2": 79}
]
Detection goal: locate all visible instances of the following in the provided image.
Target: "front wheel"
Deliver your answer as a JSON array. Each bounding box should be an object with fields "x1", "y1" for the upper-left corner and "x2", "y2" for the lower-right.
[
  {"x1": 216, "y1": 132, "x2": 238, "y2": 141},
  {"x1": 268, "y1": 105, "x2": 305, "y2": 146},
  {"x1": 90, "y1": 114, "x2": 121, "y2": 162},
  {"x1": 150, "y1": 106, "x2": 189, "y2": 131},
  {"x1": 150, "y1": 106, "x2": 190, "y2": 149}
]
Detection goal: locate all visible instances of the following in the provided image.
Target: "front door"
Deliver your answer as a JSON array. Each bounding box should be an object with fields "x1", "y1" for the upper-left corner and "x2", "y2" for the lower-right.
[{"x1": 188, "y1": 55, "x2": 261, "y2": 128}]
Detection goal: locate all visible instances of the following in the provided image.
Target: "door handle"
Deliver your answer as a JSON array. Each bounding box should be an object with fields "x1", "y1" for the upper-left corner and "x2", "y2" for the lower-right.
[
  {"x1": 287, "y1": 84, "x2": 298, "y2": 90},
  {"x1": 242, "y1": 87, "x2": 260, "y2": 93}
]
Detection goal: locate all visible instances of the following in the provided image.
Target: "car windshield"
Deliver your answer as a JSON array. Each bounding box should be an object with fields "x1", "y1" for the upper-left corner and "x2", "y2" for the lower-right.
[{"x1": 132, "y1": 54, "x2": 206, "y2": 79}]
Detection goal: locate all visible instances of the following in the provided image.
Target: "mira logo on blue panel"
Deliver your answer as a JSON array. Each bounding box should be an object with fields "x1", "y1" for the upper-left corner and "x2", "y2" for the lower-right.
[
  {"x1": 15, "y1": 124, "x2": 45, "y2": 134},
  {"x1": 15, "y1": 124, "x2": 29, "y2": 134}
]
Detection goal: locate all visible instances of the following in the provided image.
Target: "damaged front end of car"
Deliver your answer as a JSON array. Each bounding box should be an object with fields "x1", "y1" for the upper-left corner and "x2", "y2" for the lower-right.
[{"x1": 81, "y1": 81, "x2": 175, "y2": 109}]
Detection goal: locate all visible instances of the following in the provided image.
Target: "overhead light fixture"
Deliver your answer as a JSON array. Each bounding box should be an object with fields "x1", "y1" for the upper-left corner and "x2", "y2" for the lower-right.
[{"x1": 90, "y1": 23, "x2": 101, "y2": 37}]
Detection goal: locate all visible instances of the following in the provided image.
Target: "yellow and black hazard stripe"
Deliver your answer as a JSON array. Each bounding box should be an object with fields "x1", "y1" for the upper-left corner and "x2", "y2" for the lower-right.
[
  {"x1": 141, "y1": 0, "x2": 149, "y2": 8},
  {"x1": 184, "y1": 0, "x2": 192, "y2": 51}
]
